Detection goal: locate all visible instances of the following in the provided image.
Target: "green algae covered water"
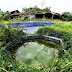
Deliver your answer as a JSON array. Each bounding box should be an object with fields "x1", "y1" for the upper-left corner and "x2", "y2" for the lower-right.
[{"x1": 15, "y1": 40, "x2": 60, "y2": 65}]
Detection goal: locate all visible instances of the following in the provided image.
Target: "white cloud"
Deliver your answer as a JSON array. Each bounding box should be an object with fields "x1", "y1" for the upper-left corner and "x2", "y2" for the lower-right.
[{"x1": 0, "y1": 0, "x2": 72, "y2": 13}]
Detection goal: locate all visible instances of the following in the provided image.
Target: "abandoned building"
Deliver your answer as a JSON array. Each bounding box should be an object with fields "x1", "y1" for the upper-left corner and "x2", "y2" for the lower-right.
[
  {"x1": 35, "y1": 11, "x2": 63, "y2": 19},
  {"x1": 53, "y1": 13, "x2": 62, "y2": 19},
  {"x1": 9, "y1": 10, "x2": 63, "y2": 19},
  {"x1": 10, "y1": 10, "x2": 20, "y2": 19},
  {"x1": 45, "y1": 12, "x2": 53, "y2": 19},
  {"x1": 22, "y1": 12, "x2": 31, "y2": 16},
  {"x1": 35, "y1": 11, "x2": 47, "y2": 18},
  {"x1": 10, "y1": 10, "x2": 31, "y2": 19}
]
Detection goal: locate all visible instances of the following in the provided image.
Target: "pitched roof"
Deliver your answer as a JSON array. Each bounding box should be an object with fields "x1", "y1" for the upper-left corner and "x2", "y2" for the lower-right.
[
  {"x1": 10, "y1": 10, "x2": 20, "y2": 13},
  {"x1": 10, "y1": 13, "x2": 20, "y2": 16},
  {"x1": 37, "y1": 11, "x2": 47, "y2": 14}
]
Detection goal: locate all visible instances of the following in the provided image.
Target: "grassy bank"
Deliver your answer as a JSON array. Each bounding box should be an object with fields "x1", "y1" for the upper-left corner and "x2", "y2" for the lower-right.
[
  {"x1": 0, "y1": 24, "x2": 72, "y2": 72},
  {"x1": 0, "y1": 25, "x2": 28, "y2": 71},
  {"x1": 35, "y1": 24, "x2": 72, "y2": 71},
  {"x1": 51, "y1": 23, "x2": 72, "y2": 33},
  {"x1": 35, "y1": 24, "x2": 72, "y2": 48},
  {"x1": 0, "y1": 19, "x2": 71, "y2": 25}
]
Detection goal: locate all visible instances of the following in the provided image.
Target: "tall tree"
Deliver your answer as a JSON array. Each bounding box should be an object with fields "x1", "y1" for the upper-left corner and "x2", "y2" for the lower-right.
[
  {"x1": 61, "y1": 12, "x2": 72, "y2": 21},
  {"x1": 43, "y1": 7, "x2": 51, "y2": 12},
  {"x1": 22, "y1": 8, "x2": 28, "y2": 12},
  {"x1": 0, "y1": 9, "x2": 1, "y2": 12},
  {"x1": 41, "y1": 0, "x2": 46, "y2": 9},
  {"x1": 34, "y1": 5, "x2": 42, "y2": 11}
]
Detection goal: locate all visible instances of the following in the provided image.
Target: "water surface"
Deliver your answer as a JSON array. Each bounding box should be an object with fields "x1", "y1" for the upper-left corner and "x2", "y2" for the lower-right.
[
  {"x1": 15, "y1": 40, "x2": 59, "y2": 65},
  {"x1": 23, "y1": 26, "x2": 43, "y2": 34}
]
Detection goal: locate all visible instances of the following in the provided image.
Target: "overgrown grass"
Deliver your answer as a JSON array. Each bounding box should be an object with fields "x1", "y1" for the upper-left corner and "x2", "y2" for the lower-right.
[
  {"x1": 51, "y1": 23, "x2": 72, "y2": 33},
  {"x1": 34, "y1": 23, "x2": 72, "y2": 71},
  {"x1": 0, "y1": 24, "x2": 72, "y2": 72},
  {"x1": 0, "y1": 19, "x2": 71, "y2": 25}
]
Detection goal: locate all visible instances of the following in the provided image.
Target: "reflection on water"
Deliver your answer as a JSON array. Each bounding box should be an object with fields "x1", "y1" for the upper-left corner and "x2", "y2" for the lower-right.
[
  {"x1": 15, "y1": 40, "x2": 59, "y2": 65},
  {"x1": 23, "y1": 26, "x2": 43, "y2": 34}
]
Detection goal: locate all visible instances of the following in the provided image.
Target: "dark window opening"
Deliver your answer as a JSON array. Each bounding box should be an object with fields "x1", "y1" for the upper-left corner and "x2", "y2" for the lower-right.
[
  {"x1": 35, "y1": 14, "x2": 44, "y2": 18},
  {"x1": 45, "y1": 13, "x2": 52, "y2": 19},
  {"x1": 53, "y1": 14, "x2": 60, "y2": 19}
]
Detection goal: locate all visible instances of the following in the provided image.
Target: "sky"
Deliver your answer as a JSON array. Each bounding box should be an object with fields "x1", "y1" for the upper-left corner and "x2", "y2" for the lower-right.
[{"x1": 0, "y1": 0, "x2": 72, "y2": 13}]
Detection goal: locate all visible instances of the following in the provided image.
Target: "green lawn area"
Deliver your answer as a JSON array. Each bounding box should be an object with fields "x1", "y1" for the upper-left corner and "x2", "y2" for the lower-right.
[{"x1": 51, "y1": 23, "x2": 72, "y2": 33}]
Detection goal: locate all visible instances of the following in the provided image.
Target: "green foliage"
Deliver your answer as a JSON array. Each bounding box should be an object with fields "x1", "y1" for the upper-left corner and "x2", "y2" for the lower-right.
[
  {"x1": 0, "y1": 24, "x2": 72, "y2": 72},
  {"x1": 0, "y1": 11, "x2": 10, "y2": 21},
  {"x1": 0, "y1": 25, "x2": 27, "y2": 43},
  {"x1": 23, "y1": 15, "x2": 30, "y2": 21},
  {"x1": 35, "y1": 24, "x2": 72, "y2": 71},
  {"x1": 61, "y1": 12, "x2": 72, "y2": 21},
  {"x1": 0, "y1": 12, "x2": 4, "y2": 21},
  {"x1": 22, "y1": 6, "x2": 51, "y2": 14},
  {"x1": 42, "y1": 7, "x2": 51, "y2": 12},
  {"x1": 22, "y1": 7, "x2": 36, "y2": 15},
  {"x1": 3, "y1": 14, "x2": 10, "y2": 21},
  {"x1": 0, "y1": 49, "x2": 29, "y2": 72},
  {"x1": 0, "y1": 25, "x2": 28, "y2": 71}
]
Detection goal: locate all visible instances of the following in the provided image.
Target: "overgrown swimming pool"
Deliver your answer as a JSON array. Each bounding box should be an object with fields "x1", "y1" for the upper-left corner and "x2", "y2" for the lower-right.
[
  {"x1": 23, "y1": 26, "x2": 43, "y2": 34},
  {"x1": 15, "y1": 40, "x2": 60, "y2": 65}
]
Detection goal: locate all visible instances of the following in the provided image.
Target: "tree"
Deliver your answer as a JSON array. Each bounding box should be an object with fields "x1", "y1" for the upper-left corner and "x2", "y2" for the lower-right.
[
  {"x1": 22, "y1": 8, "x2": 28, "y2": 12},
  {"x1": 3, "y1": 11, "x2": 10, "y2": 20},
  {"x1": 3, "y1": 14, "x2": 10, "y2": 20},
  {"x1": 0, "y1": 12, "x2": 4, "y2": 21},
  {"x1": 22, "y1": 7, "x2": 36, "y2": 15},
  {"x1": 1, "y1": 25, "x2": 12, "y2": 42},
  {"x1": 22, "y1": 6, "x2": 51, "y2": 15},
  {"x1": 34, "y1": 5, "x2": 42, "y2": 11},
  {"x1": 41, "y1": 0, "x2": 46, "y2": 9},
  {"x1": 61, "y1": 12, "x2": 72, "y2": 21},
  {"x1": 42, "y1": 7, "x2": 51, "y2": 12},
  {"x1": 0, "y1": 9, "x2": 1, "y2": 12}
]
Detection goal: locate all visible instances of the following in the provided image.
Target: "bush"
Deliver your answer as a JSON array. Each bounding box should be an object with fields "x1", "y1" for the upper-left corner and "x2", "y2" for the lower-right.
[
  {"x1": 35, "y1": 25, "x2": 72, "y2": 71},
  {"x1": 0, "y1": 24, "x2": 72, "y2": 72},
  {"x1": 61, "y1": 12, "x2": 72, "y2": 21}
]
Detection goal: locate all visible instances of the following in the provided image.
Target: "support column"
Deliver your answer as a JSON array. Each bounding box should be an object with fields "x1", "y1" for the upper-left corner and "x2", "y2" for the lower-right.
[
  {"x1": 52, "y1": 15, "x2": 54, "y2": 20},
  {"x1": 43, "y1": 14, "x2": 45, "y2": 18}
]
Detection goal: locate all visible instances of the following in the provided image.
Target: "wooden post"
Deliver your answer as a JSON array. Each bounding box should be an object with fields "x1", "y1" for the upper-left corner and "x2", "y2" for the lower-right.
[{"x1": 52, "y1": 15, "x2": 54, "y2": 20}]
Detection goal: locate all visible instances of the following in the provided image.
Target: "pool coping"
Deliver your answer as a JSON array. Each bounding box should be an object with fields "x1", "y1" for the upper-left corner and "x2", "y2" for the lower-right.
[{"x1": 23, "y1": 35, "x2": 63, "y2": 47}]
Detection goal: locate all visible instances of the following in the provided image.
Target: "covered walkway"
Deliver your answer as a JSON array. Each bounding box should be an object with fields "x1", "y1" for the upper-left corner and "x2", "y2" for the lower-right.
[{"x1": 35, "y1": 12, "x2": 62, "y2": 19}]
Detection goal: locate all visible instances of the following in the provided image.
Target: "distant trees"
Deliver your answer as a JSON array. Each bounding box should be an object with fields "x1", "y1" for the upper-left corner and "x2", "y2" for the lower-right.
[
  {"x1": 0, "y1": 9, "x2": 4, "y2": 21},
  {"x1": 22, "y1": 7, "x2": 36, "y2": 15},
  {"x1": 42, "y1": 7, "x2": 51, "y2": 12},
  {"x1": 41, "y1": 0, "x2": 46, "y2": 9},
  {"x1": 61, "y1": 12, "x2": 72, "y2": 21},
  {"x1": 22, "y1": 6, "x2": 51, "y2": 14},
  {"x1": 0, "y1": 10, "x2": 10, "y2": 21},
  {"x1": 0, "y1": 12, "x2": 4, "y2": 21},
  {"x1": 34, "y1": 5, "x2": 42, "y2": 11},
  {"x1": 22, "y1": 6, "x2": 42, "y2": 12},
  {"x1": 3, "y1": 11, "x2": 11, "y2": 20},
  {"x1": 22, "y1": 8, "x2": 28, "y2": 12},
  {"x1": 0, "y1": 9, "x2": 1, "y2": 12}
]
